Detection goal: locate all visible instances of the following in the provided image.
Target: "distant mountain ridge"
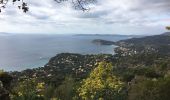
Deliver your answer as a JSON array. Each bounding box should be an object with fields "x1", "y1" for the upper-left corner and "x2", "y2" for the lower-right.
[
  {"x1": 0, "y1": 32, "x2": 12, "y2": 36},
  {"x1": 74, "y1": 34, "x2": 141, "y2": 37},
  {"x1": 115, "y1": 32, "x2": 170, "y2": 55},
  {"x1": 116, "y1": 32, "x2": 170, "y2": 46},
  {"x1": 91, "y1": 32, "x2": 170, "y2": 55},
  {"x1": 161, "y1": 32, "x2": 170, "y2": 36}
]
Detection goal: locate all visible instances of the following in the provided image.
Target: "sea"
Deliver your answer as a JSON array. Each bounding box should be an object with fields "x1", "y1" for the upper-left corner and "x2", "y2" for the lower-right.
[{"x1": 0, "y1": 34, "x2": 131, "y2": 71}]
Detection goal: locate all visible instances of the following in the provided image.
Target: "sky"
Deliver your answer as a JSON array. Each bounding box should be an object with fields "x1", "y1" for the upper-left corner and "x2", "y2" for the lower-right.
[{"x1": 0, "y1": 0, "x2": 170, "y2": 35}]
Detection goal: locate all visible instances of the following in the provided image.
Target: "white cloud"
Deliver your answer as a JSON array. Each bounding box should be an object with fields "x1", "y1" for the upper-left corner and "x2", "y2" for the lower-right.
[{"x1": 0, "y1": 0, "x2": 169, "y2": 35}]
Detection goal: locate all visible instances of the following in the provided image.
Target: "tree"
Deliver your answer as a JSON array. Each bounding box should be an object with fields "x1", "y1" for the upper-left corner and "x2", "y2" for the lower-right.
[
  {"x1": 0, "y1": 0, "x2": 96, "y2": 13},
  {"x1": 166, "y1": 26, "x2": 170, "y2": 30},
  {"x1": 77, "y1": 62, "x2": 126, "y2": 100},
  {"x1": 0, "y1": 72, "x2": 13, "y2": 90},
  {"x1": 53, "y1": 76, "x2": 75, "y2": 100},
  {"x1": 0, "y1": 0, "x2": 28, "y2": 12},
  {"x1": 11, "y1": 78, "x2": 45, "y2": 100},
  {"x1": 128, "y1": 76, "x2": 170, "y2": 100},
  {"x1": 0, "y1": 71, "x2": 13, "y2": 100}
]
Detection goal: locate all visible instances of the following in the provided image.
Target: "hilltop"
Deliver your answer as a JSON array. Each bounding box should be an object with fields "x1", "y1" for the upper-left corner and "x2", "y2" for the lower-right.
[
  {"x1": 161, "y1": 32, "x2": 170, "y2": 36},
  {"x1": 115, "y1": 32, "x2": 170, "y2": 56},
  {"x1": 91, "y1": 32, "x2": 170, "y2": 56}
]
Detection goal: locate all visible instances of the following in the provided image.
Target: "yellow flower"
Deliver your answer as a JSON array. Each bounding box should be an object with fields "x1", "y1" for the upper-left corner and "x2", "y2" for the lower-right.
[
  {"x1": 37, "y1": 94, "x2": 44, "y2": 97},
  {"x1": 99, "y1": 98, "x2": 104, "y2": 100},
  {"x1": 18, "y1": 92, "x2": 22, "y2": 96},
  {"x1": 37, "y1": 82, "x2": 45, "y2": 89},
  {"x1": 51, "y1": 97, "x2": 60, "y2": 100}
]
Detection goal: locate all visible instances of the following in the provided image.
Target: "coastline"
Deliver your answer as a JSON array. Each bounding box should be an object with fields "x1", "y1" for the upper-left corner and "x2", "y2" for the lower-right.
[{"x1": 1, "y1": 34, "x2": 129, "y2": 71}]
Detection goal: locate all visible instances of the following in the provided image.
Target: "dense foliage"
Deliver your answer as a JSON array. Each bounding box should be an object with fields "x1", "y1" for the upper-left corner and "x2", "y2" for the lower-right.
[{"x1": 78, "y1": 62, "x2": 126, "y2": 100}]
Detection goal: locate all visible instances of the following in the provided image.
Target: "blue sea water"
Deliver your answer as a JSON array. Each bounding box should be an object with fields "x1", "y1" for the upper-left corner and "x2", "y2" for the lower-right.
[{"x1": 0, "y1": 34, "x2": 130, "y2": 71}]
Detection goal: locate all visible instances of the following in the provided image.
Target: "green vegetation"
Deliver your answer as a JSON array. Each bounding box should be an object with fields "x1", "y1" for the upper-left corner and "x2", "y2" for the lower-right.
[
  {"x1": 1, "y1": 33, "x2": 170, "y2": 99},
  {"x1": 0, "y1": 71, "x2": 12, "y2": 100},
  {"x1": 1, "y1": 52, "x2": 170, "y2": 100},
  {"x1": 78, "y1": 62, "x2": 126, "y2": 100},
  {"x1": 128, "y1": 76, "x2": 170, "y2": 100}
]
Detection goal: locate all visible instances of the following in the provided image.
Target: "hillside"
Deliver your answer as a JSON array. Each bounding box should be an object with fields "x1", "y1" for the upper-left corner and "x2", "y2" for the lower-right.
[
  {"x1": 11, "y1": 53, "x2": 113, "y2": 84},
  {"x1": 162, "y1": 32, "x2": 170, "y2": 36},
  {"x1": 115, "y1": 32, "x2": 170, "y2": 56}
]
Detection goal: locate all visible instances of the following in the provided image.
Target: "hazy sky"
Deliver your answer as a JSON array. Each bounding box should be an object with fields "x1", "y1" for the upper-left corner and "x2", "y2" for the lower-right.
[{"x1": 0, "y1": 0, "x2": 170, "y2": 35}]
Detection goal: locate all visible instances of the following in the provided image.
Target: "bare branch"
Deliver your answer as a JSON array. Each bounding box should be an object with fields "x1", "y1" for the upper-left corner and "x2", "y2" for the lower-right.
[
  {"x1": 71, "y1": 0, "x2": 96, "y2": 11},
  {"x1": 0, "y1": 0, "x2": 29, "y2": 13},
  {"x1": 0, "y1": 0, "x2": 96, "y2": 13},
  {"x1": 0, "y1": 0, "x2": 8, "y2": 9}
]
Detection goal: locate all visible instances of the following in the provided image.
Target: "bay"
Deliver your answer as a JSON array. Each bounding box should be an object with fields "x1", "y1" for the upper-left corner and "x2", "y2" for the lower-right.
[{"x1": 0, "y1": 34, "x2": 130, "y2": 71}]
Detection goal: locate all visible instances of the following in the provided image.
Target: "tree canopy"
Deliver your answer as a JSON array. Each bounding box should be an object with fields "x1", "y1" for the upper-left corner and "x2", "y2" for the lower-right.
[
  {"x1": 166, "y1": 26, "x2": 170, "y2": 30},
  {"x1": 77, "y1": 62, "x2": 126, "y2": 100}
]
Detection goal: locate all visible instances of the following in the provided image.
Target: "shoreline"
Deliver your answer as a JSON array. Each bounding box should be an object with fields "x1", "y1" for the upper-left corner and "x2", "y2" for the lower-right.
[{"x1": 6, "y1": 52, "x2": 116, "y2": 72}]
